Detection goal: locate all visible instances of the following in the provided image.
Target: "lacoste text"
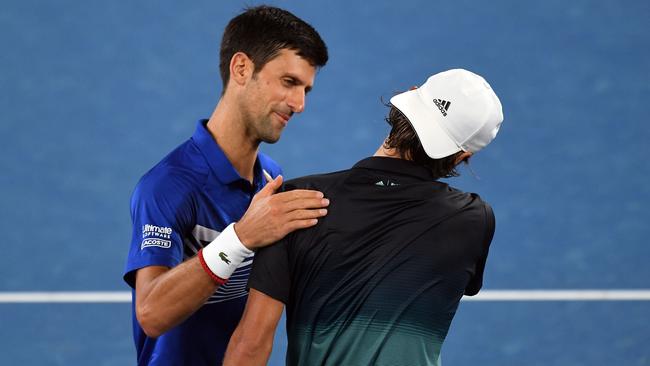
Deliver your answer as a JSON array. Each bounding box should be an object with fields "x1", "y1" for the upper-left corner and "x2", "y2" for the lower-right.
[{"x1": 141, "y1": 238, "x2": 172, "y2": 249}]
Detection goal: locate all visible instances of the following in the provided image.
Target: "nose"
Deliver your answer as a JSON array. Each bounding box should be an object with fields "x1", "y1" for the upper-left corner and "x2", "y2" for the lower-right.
[{"x1": 287, "y1": 88, "x2": 306, "y2": 114}]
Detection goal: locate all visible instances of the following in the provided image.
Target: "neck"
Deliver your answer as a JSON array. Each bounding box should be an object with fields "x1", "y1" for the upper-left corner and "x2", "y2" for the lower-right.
[
  {"x1": 374, "y1": 142, "x2": 405, "y2": 160},
  {"x1": 206, "y1": 97, "x2": 259, "y2": 183}
]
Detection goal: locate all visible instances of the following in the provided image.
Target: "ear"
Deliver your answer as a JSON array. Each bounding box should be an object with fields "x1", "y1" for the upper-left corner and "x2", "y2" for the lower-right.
[
  {"x1": 229, "y1": 52, "x2": 254, "y2": 87},
  {"x1": 454, "y1": 151, "x2": 473, "y2": 165}
]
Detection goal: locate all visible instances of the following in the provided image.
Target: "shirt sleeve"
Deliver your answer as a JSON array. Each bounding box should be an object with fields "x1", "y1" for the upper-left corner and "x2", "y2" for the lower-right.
[
  {"x1": 464, "y1": 203, "x2": 496, "y2": 296},
  {"x1": 247, "y1": 237, "x2": 291, "y2": 304},
  {"x1": 123, "y1": 172, "x2": 194, "y2": 288}
]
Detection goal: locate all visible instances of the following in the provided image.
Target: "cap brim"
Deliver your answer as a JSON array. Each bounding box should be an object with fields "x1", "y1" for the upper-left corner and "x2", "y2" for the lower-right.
[{"x1": 390, "y1": 89, "x2": 462, "y2": 159}]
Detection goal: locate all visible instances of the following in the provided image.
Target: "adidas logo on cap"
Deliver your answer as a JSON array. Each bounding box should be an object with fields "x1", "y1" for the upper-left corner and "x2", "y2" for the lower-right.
[{"x1": 433, "y1": 99, "x2": 451, "y2": 116}]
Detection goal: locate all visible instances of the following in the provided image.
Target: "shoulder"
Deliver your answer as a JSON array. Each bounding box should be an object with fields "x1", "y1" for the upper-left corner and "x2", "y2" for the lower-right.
[
  {"x1": 464, "y1": 191, "x2": 494, "y2": 220},
  {"x1": 282, "y1": 169, "x2": 351, "y2": 192},
  {"x1": 135, "y1": 167, "x2": 197, "y2": 198},
  {"x1": 132, "y1": 142, "x2": 207, "y2": 206},
  {"x1": 441, "y1": 184, "x2": 491, "y2": 208},
  {"x1": 442, "y1": 185, "x2": 495, "y2": 230}
]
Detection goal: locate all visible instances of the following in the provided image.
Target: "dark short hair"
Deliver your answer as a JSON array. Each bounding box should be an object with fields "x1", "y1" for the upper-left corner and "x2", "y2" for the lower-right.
[
  {"x1": 219, "y1": 6, "x2": 328, "y2": 90},
  {"x1": 383, "y1": 105, "x2": 467, "y2": 180}
]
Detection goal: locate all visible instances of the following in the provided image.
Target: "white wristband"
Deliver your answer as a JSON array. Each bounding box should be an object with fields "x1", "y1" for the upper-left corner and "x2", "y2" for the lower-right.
[{"x1": 200, "y1": 223, "x2": 253, "y2": 280}]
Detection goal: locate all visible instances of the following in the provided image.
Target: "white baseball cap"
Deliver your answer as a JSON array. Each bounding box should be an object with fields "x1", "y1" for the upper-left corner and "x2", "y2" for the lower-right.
[{"x1": 389, "y1": 69, "x2": 504, "y2": 159}]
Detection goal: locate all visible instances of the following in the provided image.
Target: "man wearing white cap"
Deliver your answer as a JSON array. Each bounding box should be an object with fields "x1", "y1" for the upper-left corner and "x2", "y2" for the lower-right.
[{"x1": 224, "y1": 69, "x2": 504, "y2": 366}]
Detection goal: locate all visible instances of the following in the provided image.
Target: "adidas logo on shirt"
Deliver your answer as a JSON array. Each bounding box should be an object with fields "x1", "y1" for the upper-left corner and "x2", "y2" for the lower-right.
[
  {"x1": 375, "y1": 180, "x2": 399, "y2": 187},
  {"x1": 433, "y1": 99, "x2": 451, "y2": 116}
]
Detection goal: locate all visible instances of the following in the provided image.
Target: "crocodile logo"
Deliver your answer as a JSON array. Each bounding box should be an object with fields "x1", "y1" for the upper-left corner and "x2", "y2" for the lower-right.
[{"x1": 219, "y1": 252, "x2": 231, "y2": 265}]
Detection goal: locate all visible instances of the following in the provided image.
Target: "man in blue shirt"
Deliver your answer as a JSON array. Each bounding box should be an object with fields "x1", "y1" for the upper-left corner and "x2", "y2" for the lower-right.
[{"x1": 123, "y1": 6, "x2": 329, "y2": 365}]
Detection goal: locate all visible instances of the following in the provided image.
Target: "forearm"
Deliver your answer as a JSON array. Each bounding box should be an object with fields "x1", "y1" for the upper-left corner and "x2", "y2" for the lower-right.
[
  {"x1": 136, "y1": 257, "x2": 218, "y2": 337},
  {"x1": 136, "y1": 223, "x2": 253, "y2": 337},
  {"x1": 223, "y1": 289, "x2": 283, "y2": 366},
  {"x1": 223, "y1": 326, "x2": 273, "y2": 366}
]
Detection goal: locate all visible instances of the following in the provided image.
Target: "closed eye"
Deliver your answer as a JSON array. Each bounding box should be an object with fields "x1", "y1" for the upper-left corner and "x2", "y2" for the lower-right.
[
  {"x1": 282, "y1": 77, "x2": 298, "y2": 87},
  {"x1": 283, "y1": 76, "x2": 312, "y2": 94}
]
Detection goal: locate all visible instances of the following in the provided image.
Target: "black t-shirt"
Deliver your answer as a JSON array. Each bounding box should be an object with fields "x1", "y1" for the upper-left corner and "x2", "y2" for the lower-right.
[{"x1": 249, "y1": 157, "x2": 495, "y2": 366}]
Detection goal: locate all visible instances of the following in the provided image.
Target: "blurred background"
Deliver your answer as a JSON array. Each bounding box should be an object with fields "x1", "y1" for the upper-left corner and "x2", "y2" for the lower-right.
[{"x1": 1, "y1": 0, "x2": 648, "y2": 365}]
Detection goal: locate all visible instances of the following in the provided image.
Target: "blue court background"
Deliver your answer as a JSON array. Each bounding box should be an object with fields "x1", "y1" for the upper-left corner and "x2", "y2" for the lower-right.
[{"x1": 1, "y1": 0, "x2": 649, "y2": 365}]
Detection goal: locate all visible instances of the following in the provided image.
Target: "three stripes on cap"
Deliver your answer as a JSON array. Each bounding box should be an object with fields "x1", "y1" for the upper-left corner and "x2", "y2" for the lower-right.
[{"x1": 433, "y1": 99, "x2": 451, "y2": 116}]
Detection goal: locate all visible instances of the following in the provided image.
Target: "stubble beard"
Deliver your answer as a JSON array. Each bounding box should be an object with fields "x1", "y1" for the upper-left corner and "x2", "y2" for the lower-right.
[
  {"x1": 240, "y1": 78, "x2": 283, "y2": 145},
  {"x1": 256, "y1": 114, "x2": 282, "y2": 144},
  {"x1": 240, "y1": 103, "x2": 282, "y2": 145}
]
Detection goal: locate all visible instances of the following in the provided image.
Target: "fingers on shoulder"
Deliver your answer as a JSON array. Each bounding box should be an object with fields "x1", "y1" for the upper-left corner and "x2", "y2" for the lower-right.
[
  {"x1": 276, "y1": 189, "x2": 324, "y2": 202},
  {"x1": 282, "y1": 218, "x2": 319, "y2": 233}
]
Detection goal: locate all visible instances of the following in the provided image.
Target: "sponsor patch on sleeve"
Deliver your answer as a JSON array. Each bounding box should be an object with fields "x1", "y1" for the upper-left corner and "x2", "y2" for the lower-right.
[
  {"x1": 141, "y1": 238, "x2": 172, "y2": 250},
  {"x1": 141, "y1": 224, "x2": 173, "y2": 249}
]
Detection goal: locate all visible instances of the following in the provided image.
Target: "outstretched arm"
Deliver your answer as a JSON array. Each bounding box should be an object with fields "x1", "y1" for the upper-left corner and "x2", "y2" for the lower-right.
[
  {"x1": 223, "y1": 289, "x2": 285, "y2": 366},
  {"x1": 135, "y1": 175, "x2": 328, "y2": 337}
]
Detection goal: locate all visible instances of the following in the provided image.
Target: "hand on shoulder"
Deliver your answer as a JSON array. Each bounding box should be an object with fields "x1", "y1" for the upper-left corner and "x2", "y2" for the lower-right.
[{"x1": 234, "y1": 175, "x2": 329, "y2": 249}]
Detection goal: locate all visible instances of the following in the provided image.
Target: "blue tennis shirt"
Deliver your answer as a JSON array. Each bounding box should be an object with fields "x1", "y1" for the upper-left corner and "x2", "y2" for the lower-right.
[{"x1": 124, "y1": 119, "x2": 281, "y2": 365}]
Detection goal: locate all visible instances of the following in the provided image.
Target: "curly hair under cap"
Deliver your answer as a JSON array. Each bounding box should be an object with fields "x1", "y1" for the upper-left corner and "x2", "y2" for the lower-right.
[{"x1": 383, "y1": 105, "x2": 468, "y2": 180}]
